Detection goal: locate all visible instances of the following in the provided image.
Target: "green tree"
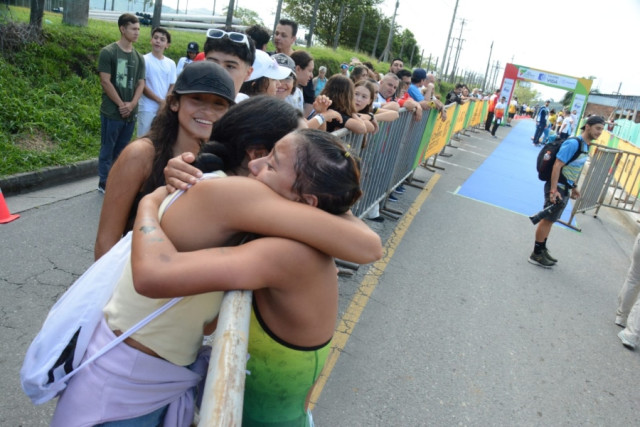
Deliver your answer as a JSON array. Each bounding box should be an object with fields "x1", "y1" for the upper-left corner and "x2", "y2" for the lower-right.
[
  {"x1": 561, "y1": 91, "x2": 573, "y2": 108},
  {"x1": 283, "y1": 0, "x2": 386, "y2": 50},
  {"x1": 513, "y1": 82, "x2": 539, "y2": 107},
  {"x1": 224, "y1": 6, "x2": 263, "y2": 26},
  {"x1": 63, "y1": 0, "x2": 90, "y2": 27},
  {"x1": 391, "y1": 28, "x2": 417, "y2": 65},
  {"x1": 29, "y1": 0, "x2": 45, "y2": 29}
]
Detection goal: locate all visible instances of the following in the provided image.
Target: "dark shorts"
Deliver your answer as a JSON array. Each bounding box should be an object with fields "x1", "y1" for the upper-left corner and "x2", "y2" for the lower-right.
[
  {"x1": 508, "y1": 112, "x2": 515, "y2": 118},
  {"x1": 543, "y1": 181, "x2": 570, "y2": 222}
]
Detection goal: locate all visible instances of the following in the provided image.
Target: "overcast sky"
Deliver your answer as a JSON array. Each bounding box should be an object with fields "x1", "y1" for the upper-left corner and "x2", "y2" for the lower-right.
[{"x1": 176, "y1": 0, "x2": 640, "y2": 98}]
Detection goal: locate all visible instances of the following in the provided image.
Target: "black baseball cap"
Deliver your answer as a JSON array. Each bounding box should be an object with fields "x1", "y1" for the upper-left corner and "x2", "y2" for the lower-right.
[
  {"x1": 173, "y1": 61, "x2": 235, "y2": 105},
  {"x1": 581, "y1": 115, "x2": 605, "y2": 130},
  {"x1": 187, "y1": 42, "x2": 199, "y2": 53}
]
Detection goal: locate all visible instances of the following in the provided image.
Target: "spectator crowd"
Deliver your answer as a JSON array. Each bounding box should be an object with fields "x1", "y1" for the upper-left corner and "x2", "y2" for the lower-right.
[{"x1": 51, "y1": 12, "x2": 517, "y2": 427}]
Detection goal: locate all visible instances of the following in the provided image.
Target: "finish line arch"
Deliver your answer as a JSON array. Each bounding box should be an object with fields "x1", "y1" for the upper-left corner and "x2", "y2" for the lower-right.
[{"x1": 498, "y1": 63, "x2": 593, "y2": 119}]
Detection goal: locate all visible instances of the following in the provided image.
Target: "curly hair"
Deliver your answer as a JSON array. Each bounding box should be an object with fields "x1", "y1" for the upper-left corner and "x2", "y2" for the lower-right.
[{"x1": 290, "y1": 129, "x2": 362, "y2": 215}]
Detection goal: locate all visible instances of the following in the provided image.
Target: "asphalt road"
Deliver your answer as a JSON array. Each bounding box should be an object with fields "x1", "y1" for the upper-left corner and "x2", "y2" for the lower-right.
[{"x1": 2, "y1": 120, "x2": 639, "y2": 426}]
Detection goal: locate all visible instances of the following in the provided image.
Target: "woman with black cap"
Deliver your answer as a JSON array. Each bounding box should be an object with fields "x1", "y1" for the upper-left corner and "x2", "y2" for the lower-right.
[{"x1": 94, "y1": 61, "x2": 235, "y2": 260}]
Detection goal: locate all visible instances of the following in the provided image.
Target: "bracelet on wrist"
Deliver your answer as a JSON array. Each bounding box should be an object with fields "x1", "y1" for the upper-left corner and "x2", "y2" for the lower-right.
[{"x1": 315, "y1": 114, "x2": 325, "y2": 126}]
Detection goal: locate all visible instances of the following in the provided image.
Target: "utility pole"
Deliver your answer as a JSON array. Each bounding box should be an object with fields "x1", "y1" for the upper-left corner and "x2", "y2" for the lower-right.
[
  {"x1": 433, "y1": 57, "x2": 439, "y2": 75},
  {"x1": 333, "y1": 2, "x2": 346, "y2": 50},
  {"x1": 442, "y1": 36, "x2": 453, "y2": 80},
  {"x1": 449, "y1": 18, "x2": 465, "y2": 82},
  {"x1": 355, "y1": 12, "x2": 365, "y2": 52},
  {"x1": 488, "y1": 61, "x2": 496, "y2": 90},
  {"x1": 152, "y1": 0, "x2": 162, "y2": 28},
  {"x1": 409, "y1": 44, "x2": 416, "y2": 66},
  {"x1": 399, "y1": 36, "x2": 406, "y2": 57},
  {"x1": 492, "y1": 60, "x2": 501, "y2": 90},
  {"x1": 371, "y1": 22, "x2": 382, "y2": 57},
  {"x1": 440, "y1": 0, "x2": 458, "y2": 77},
  {"x1": 307, "y1": 0, "x2": 321, "y2": 48},
  {"x1": 482, "y1": 41, "x2": 493, "y2": 92},
  {"x1": 448, "y1": 37, "x2": 459, "y2": 82},
  {"x1": 426, "y1": 54, "x2": 432, "y2": 72},
  {"x1": 380, "y1": 0, "x2": 399, "y2": 63},
  {"x1": 225, "y1": 0, "x2": 235, "y2": 30},
  {"x1": 176, "y1": 0, "x2": 180, "y2": 14},
  {"x1": 272, "y1": 0, "x2": 283, "y2": 41},
  {"x1": 450, "y1": 38, "x2": 465, "y2": 83}
]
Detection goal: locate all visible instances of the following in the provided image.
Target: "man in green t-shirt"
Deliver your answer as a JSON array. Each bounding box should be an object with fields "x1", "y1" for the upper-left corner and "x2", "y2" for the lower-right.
[{"x1": 97, "y1": 13, "x2": 146, "y2": 193}]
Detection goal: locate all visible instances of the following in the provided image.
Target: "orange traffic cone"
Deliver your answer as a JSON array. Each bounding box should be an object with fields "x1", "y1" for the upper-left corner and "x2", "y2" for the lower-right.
[{"x1": 0, "y1": 187, "x2": 20, "y2": 224}]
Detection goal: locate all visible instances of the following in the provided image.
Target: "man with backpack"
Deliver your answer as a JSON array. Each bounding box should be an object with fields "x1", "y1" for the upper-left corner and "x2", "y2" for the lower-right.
[
  {"x1": 532, "y1": 100, "x2": 550, "y2": 146},
  {"x1": 529, "y1": 115, "x2": 605, "y2": 267}
]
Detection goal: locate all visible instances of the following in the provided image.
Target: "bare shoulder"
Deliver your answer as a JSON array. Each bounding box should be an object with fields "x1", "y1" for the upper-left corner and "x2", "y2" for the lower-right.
[
  {"x1": 108, "y1": 138, "x2": 154, "y2": 181},
  {"x1": 250, "y1": 237, "x2": 332, "y2": 283},
  {"x1": 120, "y1": 138, "x2": 155, "y2": 160},
  {"x1": 188, "y1": 175, "x2": 277, "y2": 200}
]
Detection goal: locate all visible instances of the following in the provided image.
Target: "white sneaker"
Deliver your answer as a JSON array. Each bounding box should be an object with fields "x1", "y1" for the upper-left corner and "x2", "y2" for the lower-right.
[
  {"x1": 615, "y1": 316, "x2": 626, "y2": 328},
  {"x1": 618, "y1": 330, "x2": 636, "y2": 350}
]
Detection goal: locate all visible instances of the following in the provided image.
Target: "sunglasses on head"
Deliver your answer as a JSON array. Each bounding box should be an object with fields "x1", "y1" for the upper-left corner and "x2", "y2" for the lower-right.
[{"x1": 206, "y1": 29, "x2": 250, "y2": 50}]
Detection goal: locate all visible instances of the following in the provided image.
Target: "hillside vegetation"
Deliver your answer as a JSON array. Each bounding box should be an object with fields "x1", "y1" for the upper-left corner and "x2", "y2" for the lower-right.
[{"x1": 0, "y1": 6, "x2": 405, "y2": 177}]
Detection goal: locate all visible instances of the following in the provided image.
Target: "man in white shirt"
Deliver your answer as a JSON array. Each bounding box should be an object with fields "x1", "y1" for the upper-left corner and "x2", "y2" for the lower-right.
[{"x1": 138, "y1": 27, "x2": 176, "y2": 137}]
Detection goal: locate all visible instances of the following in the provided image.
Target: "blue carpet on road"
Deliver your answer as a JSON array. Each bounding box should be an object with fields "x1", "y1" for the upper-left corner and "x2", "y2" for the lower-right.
[{"x1": 455, "y1": 120, "x2": 576, "y2": 226}]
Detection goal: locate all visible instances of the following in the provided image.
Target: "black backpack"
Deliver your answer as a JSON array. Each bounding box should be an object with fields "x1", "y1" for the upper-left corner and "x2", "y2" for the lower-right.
[{"x1": 536, "y1": 137, "x2": 585, "y2": 182}]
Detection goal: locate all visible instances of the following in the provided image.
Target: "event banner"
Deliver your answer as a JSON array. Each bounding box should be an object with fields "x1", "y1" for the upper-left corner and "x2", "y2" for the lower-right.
[
  {"x1": 501, "y1": 63, "x2": 592, "y2": 123},
  {"x1": 593, "y1": 131, "x2": 640, "y2": 198},
  {"x1": 470, "y1": 100, "x2": 487, "y2": 127},
  {"x1": 452, "y1": 102, "x2": 470, "y2": 135},
  {"x1": 462, "y1": 101, "x2": 475, "y2": 129},
  {"x1": 615, "y1": 139, "x2": 640, "y2": 197},
  {"x1": 416, "y1": 103, "x2": 457, "y2": 165}
]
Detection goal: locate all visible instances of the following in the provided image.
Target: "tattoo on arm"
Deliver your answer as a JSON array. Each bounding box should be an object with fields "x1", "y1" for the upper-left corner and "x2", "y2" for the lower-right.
[{"x1": 139, "y1": 225, "x2": 156, "y2": 234}]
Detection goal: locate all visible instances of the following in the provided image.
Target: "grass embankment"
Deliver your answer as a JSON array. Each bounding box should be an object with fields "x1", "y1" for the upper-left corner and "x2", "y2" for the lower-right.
[{"x1": 0, "y1": 7, "x2": 413, "y2": 177}]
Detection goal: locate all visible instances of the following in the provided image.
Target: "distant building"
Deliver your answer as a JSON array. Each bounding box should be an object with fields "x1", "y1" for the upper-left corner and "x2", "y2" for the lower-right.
[{"x1": 585, "y1": 94, "x2": 640, "y2": 123}]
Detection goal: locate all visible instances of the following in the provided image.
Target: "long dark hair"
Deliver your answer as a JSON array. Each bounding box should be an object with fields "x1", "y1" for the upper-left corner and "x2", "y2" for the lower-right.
[
  {"x1": 140, "y1": 92, "x2": 182, "y2": 196},
  {"x1": 291, "y1": 129, "x2": 362, "y2": 215},
  {"x1": 195, "y1": 96, "x2": 303, "y2": 172},
  {"x1": 321, "y1": 75, "x2": 356, "y2": 117}
]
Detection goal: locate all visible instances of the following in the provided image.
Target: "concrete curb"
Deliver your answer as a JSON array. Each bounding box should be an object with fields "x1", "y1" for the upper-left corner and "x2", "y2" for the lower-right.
[{"x1": 0, "y1": 159, "x2": 98, "y2": 196}]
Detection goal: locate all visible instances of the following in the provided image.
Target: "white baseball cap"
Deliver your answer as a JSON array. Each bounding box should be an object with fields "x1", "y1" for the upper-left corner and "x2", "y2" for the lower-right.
[{"x1": 248, "y1": 50, "x2": 292, "y2": 81}]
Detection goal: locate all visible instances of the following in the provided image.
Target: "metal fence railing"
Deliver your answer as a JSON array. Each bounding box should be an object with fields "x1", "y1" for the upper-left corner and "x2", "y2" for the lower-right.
[
  {"x1": 569, "y1": 143, "x2": 640, "y2": 228},
  {"x1": 197, "y1": 101, "x2": 488, "y2": 425}
]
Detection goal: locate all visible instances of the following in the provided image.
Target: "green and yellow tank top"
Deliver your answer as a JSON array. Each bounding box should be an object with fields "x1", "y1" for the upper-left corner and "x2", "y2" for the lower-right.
[{"x1": 243, "y1": 298, "x2": 331, "y2": 426}]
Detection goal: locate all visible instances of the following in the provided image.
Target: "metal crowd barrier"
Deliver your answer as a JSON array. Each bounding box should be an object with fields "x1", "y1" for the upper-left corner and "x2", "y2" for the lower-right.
[
  {"x1": 568, "y1": 144, "x2": 640, "y2": 228},
  {"x1": 338, "y1": 108, "x2": 432, "y2": 219},
  {"x1": 197, "y1": 101, "x2": 487, "y2": 424},
  {"x1": 197, "y1": 290, "x2": 252, "y2": 425}
]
